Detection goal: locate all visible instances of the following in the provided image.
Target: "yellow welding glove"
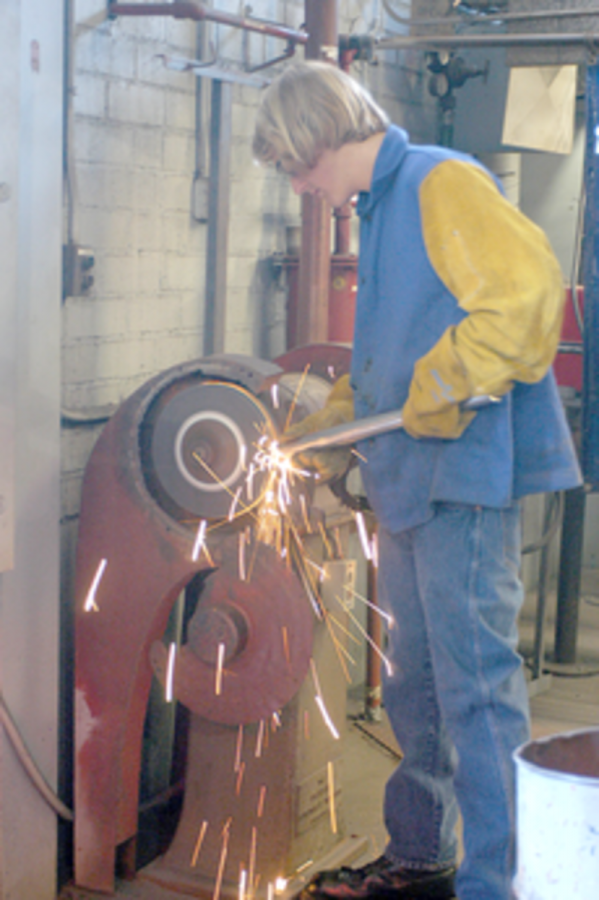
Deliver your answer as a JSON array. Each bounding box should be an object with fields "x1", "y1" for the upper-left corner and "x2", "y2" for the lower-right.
[
  {"x1": 403, "y1": 158, "x2": 565, "y2": 440},
  {"x1": 282, "y1": 373, "x2": 354, "y2": 481}
]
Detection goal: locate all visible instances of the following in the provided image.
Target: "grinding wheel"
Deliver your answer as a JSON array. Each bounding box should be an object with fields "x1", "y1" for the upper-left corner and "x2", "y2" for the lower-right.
[{"x1": 146, "y1": 380, "x2": 275, "y2": 521}]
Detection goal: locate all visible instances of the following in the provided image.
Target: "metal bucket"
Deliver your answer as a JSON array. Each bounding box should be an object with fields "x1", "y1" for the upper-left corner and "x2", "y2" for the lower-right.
[{"x1": 513, "y1": 727, "x2": 599, "y2": 899}]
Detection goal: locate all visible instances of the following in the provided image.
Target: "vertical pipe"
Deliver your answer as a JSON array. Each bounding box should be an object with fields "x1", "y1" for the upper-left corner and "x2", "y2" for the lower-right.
[
  {"x1": 204, "y1": 79, "x2": 231, "y2": 356},
  {"x1": 554, "y1": 487, "x2": 586, "y2": 664},
  {"x1": 293, "y1": 0, "x2": 338, "y2": 348},
  {"x1": 582, "y1": 64, "x2": 599, "y2": 488}
]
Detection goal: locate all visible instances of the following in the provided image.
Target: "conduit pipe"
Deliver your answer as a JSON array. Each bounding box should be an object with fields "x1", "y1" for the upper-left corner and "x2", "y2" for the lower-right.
[
  {"x1": 378, "y1": 31, "x2": 599, "y2": 51},
  {"x1": 108, "y1": 2, "x2": 307, "y2": 44}
]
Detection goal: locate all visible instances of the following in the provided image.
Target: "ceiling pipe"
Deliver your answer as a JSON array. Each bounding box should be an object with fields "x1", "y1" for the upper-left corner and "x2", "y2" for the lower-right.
[
  {"x1": 378, "y1": 31, "x2": 599, "y2": 51},
  {"x1": 108, "y1": 2, "x2": 308, "y2": 44},
  {"x1": 383, "y1": 0, "x2": 599, "y2": 29}
]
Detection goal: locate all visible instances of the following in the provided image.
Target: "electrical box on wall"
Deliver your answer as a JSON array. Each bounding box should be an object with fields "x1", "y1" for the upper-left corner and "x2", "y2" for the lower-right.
[{"x1": 63, "y1": 241, "x2": 95, "y2": 299}]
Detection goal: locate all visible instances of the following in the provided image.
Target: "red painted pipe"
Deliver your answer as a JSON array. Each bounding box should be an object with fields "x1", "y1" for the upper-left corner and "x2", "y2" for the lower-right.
[{"x1": 109, "y1": 2, "x2": 308, "y2": 44}]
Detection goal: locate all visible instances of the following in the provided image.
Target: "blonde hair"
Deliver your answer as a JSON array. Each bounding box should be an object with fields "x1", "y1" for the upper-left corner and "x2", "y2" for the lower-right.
[{"x1": 252, "y1": 61, "x2": 389, "y2": 169}]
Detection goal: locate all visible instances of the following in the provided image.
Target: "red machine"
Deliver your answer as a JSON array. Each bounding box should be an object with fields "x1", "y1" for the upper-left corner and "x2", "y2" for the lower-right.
[{"x1": 73, "y1": 348, "x2": 360, "y2": 896}]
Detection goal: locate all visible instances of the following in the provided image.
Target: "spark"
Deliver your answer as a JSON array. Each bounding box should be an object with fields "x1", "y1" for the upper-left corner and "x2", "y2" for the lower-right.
[
  {"x1": 281, "y1": 625, "x2": 291, "y2": 668},
  {"x1": 239, "y1": 869, "x2": 247, "y2": 900},
  {"x1": 255, "y1": 719, "x2": 265, "y2": 758},
  {"x1": 271, "y1": 383, "x2": 280, "y2": 409},
  {"x1": 294, "y1": 861, "x2": 313, "y2": 875},
  {"x1": 355, "y1": 511, "x2": 372, "y2": 561},
  {"x1": 284, "y1": 363, "x2": 310, "y2": 432},
  {"x1": 165, "y1": 641, "x2": 177, "y2": 703},
  {"x1": 371, "y1": 530, "x2": 379, "y2": 568},
  {"x1": 315, "y1": 695, "x2": 340, "y2": 740},
  {"x1": 318, "y1": 521, "x2": 333, "y2": 559},
  {"x1": 350, "y1": 446, "x2": 368, "y2": 463},
  {"x1": 341, "y1": 582, "x2": 394, "y2": 627},
  {"x1": 327, "y1": 761, "x2": 338, "y2": 834},
  {"x1": 271, "y1": 711, "x2": 281, "y2": 730},
  {"x1": 248, "y1": 827, "x2": 258, "y2": 900},
  {"x1": 215, "y1": 642, "x2": 225, "y2": 695},
  {"x1": 267, "y1": 883, "x2": 274, "y2": 900},
  {"x1": 192, "y1": 520, "x2": 207, "y2": 562},
  {"x1": 84, "y1": 558, "x2": 107, "y2": 612},
  {"x1": 228, "y1": 486, "x2": 243, "y2": 521},
  {"x1": 213, "y1": 819, "x2": 232, "y2": 900},
  {"x1": 238, "y1": 531, "x2": 246, "y2": 581},
  {"x1": 190, "y1": 820, "x2": 208, "y2": 867},
  {"x1": 234, "y1": 724, "x2": 244, "y2": 772},
  {"x1": 327, "y1": 365, "x2": 336, "y2": 380},
  {"x1": 311, "y1": 659, "x2": 340, "y2": 740},
  {"x1": 235, "y1": 760, "x2": 246, "y2": 796},
  {"x1": 257, "y1": 784, "x2": 267, "y2": 818},
  {"x1": 240, "y1": 443, "x2": 247, "y2": 470},
  {"x1": 246, "y1": 463, "x2": 256, "y2": 500},
  {"x1": 299, "y1": 493, "x2": 312, "y2": 532}
]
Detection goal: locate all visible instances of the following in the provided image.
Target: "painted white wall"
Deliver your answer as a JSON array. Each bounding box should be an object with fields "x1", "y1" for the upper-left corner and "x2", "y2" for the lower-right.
[{"x1": 0, "y1": 1, "x2": 62, "y2": 897}]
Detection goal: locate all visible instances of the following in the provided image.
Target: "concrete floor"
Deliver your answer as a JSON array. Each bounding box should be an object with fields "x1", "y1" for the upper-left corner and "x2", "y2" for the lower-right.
[{"x1": 60, "y1": 569, "x2": 599, "y2": 899}]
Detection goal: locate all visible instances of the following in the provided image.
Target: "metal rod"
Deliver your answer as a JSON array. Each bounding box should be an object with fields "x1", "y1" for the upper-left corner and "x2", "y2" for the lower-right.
[
  {"x1": 377, "y1": 31, "x2": 599, "y2": 51},
  {"x1": 285, "y1": 394, "x2": 496, "y2": 456},
  {"x1": 108, "y1": 2, "x2": 308, "y2": 44}
]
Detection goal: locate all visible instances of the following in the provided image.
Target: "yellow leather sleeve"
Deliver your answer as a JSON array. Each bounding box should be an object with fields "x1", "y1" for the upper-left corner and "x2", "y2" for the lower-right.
[{"x1": 403, "y1": 159, "x2": 565, "y2": 439}]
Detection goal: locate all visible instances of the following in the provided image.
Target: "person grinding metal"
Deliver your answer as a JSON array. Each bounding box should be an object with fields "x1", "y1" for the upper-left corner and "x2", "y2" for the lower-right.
[{"x1": 252, "y1": 62, "x2": 581, "y2": 900}]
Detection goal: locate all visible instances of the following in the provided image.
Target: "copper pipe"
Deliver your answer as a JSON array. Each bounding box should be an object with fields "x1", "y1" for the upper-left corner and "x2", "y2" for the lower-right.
[
  {"x1": 294, "y1": 0, "x2": 338, "y2": 349},
  {"x1": 109, "y1": 2, "x2": 308, "y2": 44}
]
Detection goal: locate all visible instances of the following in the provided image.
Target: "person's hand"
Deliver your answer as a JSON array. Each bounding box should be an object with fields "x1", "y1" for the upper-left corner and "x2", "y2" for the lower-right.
[
  {"x1": 282, "y1": 374, "x2": 354, "y2": 481},
  {"x1": 402, "y1": 343, "x2": 476, "y2": 439}
]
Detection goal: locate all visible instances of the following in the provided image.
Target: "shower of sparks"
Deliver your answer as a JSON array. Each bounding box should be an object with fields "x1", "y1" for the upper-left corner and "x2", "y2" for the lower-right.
[
  {"x1": 165, "y1": 642, "x2": 177, "y2": 703},
  {"x1": 213, "y1": 819, "x2": 232, "y2": 900},
  {"x1": 234, "y1": 724, "x2": 244, "y2": 772},
  {"x1": 239, "y1": 869, "x2": 248, "y2": 900},
  {"x1": 255, "y1": 719, "x2": 265, "y2": 758},
  {"x1": 310, "y1": 659, "x2": 340, "y2": 740},
  {"x1": 215, "y1": 642, "x2": 225, "y2": 695},
  {"x1": 281, "y1": 626, "x2": 291, "y2": 668},
  {"x1": 327, "y1": 761, "x2": 338, "y2": 834},
  {"x1": 84, "y1": 558, "x2": 107, "y2": 612},
  {"x1": 235, "y1": 760, "x2": 246, "y2": 796},
  {"x1": 248, "y1": 827, "x2": 258, "y2": 900},
  {"x1": 191, "y1": 519, "x2": 207, "y2": 562},
  {"x1": 228, "y1": 486, "x2": 243, "y2": 521},
  {"x1": 190, "y1": 820, "x2": 208, "y2": 867},
  {"x1": 355, "y1": 511, "x2": 372, "y2": 561},
  {"x1": 271, "y1": 383, "x2": 280, "y2": 409},
  {"x1": 257, "y1": 784, "x2": 267, "y2": 818},
  {"x1": 334, "y1": 592, "x2": 394, "y2": 677},
  {"x1": 305, "y1": 558, "x2": 394, "y2": 627}
]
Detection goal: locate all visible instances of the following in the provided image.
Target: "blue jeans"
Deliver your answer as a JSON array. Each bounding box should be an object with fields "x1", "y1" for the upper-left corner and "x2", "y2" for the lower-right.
[{"x1": 377, "y1": 502, "x2": 530, "y2": 900}]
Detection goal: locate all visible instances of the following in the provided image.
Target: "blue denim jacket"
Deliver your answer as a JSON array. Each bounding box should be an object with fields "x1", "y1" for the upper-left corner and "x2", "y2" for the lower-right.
[{"x1": 350, "y1": 125, "x2": 581, "y2": 534}]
